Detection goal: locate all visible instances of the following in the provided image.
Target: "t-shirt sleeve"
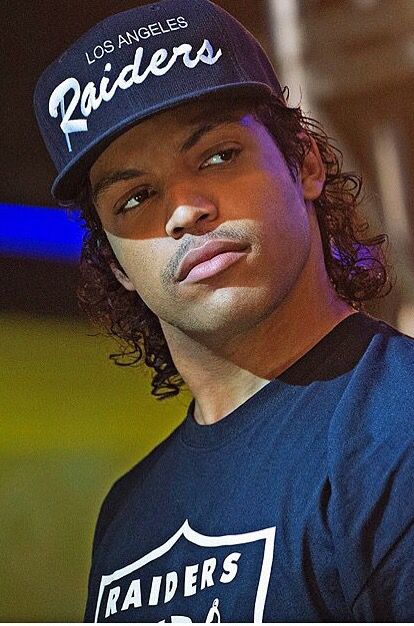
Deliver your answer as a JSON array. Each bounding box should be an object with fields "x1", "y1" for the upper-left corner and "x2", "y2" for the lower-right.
[
  {"x1": 352, "y1": 519, "x2": 414, "y2": 621},
  {"x1": 83, "y1": 433, "x2": 179, "y2": 622},
  {"x1": 327, "y1": 333, "x2": 414, "y2": 614},
  {"x1": 83, "y1": 475, "x2": 130, "y2": 622}
]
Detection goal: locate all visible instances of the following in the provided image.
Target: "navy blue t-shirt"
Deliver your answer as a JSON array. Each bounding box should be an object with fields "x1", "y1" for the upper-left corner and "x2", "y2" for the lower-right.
[{"x1": 84, "y1": 313, "x2": 414, "y2": 622}]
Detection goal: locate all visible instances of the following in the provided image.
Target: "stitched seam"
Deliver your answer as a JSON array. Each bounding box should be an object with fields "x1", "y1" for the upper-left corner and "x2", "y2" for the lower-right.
[{"x1": 200, "y1": 0, "x2": 250, "y2": 80}]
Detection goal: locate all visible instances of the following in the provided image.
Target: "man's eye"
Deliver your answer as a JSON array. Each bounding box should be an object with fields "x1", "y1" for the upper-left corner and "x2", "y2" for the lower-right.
[
  {"x1": 116, "y1": 188, "x2": 153, "y2": 215},
  {"x1": 201, "y1": 148, "x2": 240, "y2": 168}
]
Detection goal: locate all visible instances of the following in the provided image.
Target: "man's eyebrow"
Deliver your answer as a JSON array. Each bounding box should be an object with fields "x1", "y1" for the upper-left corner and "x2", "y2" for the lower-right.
[
  {"x1": 92, "y1": 116, "x2": 243, "y2": 203},
  {"x1": 92, "y1": 168, "x2": 145, "y2": 204},
  {"x1": 179, "y1": 116, "x2": 242, "y2": 153}
]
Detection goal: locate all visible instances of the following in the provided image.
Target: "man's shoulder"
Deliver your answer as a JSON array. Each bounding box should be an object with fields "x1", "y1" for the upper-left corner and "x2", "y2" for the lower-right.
[
  {"x1": 92, "y1": 420, "x2": 184, "y2": 551},
  {"x1": 108, "y1": 420, "x2": 183, "y2": 501},
  {"x1": 329, "y1": 313, "x2": 414, "y2": 444},
  {"x1": 357, "y1": 314, "x2": 414, "y2": 395},
  {"x1": 369, "y1": 314, "x2": 414, "y2": 353},
  {"x1": 327, "y1": 313, "x2": 414, "y2": 530},
  {"x1": 343, "y1": 312, "x2": 414, "y2": 389},
  {"x1": 356, "y1": 311, "x2": 414, "y2": 347},
  {"x1": 326, "y1": 315, "x2": 414, "y2": 607}
]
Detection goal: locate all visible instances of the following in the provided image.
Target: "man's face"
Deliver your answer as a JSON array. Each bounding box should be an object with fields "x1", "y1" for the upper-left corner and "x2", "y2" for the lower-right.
[{"x1": 89, "y1": 98, "x2": 322, "y2": 343}]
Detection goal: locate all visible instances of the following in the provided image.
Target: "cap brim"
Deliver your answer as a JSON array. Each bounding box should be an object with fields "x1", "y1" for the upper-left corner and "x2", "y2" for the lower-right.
[{"x1": 51, "y1": 82, "x2": 274, "y2": 205}]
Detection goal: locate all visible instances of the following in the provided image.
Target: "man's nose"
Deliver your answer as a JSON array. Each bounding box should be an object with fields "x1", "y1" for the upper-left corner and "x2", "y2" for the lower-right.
[{"x1": 165, "y1": 183, "x2": 219, "y2": 239}]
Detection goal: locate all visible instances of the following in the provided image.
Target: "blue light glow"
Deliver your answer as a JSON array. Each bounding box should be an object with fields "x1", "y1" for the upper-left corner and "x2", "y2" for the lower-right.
[{"x1": 0, "y1": 203, "x2": 84, "y2": 262}]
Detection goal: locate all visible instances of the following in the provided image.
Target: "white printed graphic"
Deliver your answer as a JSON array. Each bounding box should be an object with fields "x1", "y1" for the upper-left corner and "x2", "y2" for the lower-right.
[
  {"x1": 84, "y1": 16, "x2": 189, "y2": 64},
  {"x1": 94, "y1": 520, "x2": 275, "y2": 623},
  {"x1": 158, "y1": 597, "x2": 221, "y2": 623},
  {"x1": 48, "y1": 39, "x2": 223, "y2": 152},
  {"x1": 206, "y1": 598, "x2": 221, "y2": 622}
]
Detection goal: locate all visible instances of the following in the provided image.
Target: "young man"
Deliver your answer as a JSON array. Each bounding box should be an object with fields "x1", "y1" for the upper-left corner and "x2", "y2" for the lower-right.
[{"x1": 34, "y1": 0, "x2": 414, "y2": 622}]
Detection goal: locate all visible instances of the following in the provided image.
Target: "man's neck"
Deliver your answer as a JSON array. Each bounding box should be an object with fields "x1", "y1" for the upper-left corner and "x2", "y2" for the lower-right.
[{"x1": 160, "y1": 281, "x2": 355, "y2": 426}]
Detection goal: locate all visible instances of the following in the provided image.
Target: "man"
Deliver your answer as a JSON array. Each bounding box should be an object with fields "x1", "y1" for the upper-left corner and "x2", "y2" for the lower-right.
[{"x1": 34, "y1": 0, "x2": 414, "y2": 622}]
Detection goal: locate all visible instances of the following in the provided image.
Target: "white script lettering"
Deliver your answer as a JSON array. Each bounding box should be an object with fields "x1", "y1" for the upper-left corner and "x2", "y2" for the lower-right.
[{"x1": 49, "y1": 39, "x2": 222, "y2": 152}]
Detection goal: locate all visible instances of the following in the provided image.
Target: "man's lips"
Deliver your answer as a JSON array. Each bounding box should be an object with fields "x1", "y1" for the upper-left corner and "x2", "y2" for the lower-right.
[{"x1": 176, "y1": 239, "x2": 250, "y2": 282}]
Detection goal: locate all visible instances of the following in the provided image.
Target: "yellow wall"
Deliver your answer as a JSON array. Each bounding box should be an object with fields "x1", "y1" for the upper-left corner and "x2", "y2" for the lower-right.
[{"x1": 0, "y1": 312, "x2": 190, "y2": 621}]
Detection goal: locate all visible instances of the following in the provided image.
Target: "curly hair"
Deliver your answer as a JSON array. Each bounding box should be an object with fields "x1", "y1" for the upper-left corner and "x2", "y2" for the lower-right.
[{"x1": 73, "y1": 89, "x2": 391, "y2": 400}]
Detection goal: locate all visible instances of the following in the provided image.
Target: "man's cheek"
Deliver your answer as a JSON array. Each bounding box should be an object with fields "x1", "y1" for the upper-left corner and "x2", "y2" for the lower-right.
[
  {"x1": 105, "y1": 230, "x2": 130, "y2": 266},
  {"x1": 105, "y1": 230, "x2": 144, "y2": 276}
]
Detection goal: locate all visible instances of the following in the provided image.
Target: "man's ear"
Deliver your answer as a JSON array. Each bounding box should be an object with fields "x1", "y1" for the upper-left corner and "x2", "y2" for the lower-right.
[
  {"x1": 300, "y1": 135, "x2": 326, "y2": 201},
  {"x1": 110, "y1": 262, "x2": 136, "y2": 292}
]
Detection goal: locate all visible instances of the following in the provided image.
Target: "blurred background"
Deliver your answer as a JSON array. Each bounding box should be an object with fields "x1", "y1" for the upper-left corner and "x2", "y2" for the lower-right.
[{"x1": 1, "y1": 0, "x2": 414, "y2": 621}]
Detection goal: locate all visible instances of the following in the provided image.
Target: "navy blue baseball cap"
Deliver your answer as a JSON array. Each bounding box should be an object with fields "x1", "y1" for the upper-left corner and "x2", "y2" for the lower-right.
[{"x1": 34, "y1": 0, "x2": 283, "y2": 204}]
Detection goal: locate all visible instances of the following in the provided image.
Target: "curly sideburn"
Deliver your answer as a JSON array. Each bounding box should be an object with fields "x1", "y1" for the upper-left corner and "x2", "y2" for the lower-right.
[{"x1": 73, "y1": 91, "x2": 391, "y2": 400}]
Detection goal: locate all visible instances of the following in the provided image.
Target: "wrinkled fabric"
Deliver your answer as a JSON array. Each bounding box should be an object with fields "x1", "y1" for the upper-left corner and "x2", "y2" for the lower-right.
[{"x1": 84, "y1": 313, "x2": 414, "y2": 622}]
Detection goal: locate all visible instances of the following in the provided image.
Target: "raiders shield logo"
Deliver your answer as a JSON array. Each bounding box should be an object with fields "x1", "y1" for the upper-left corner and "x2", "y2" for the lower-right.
[{"x1": 93, "y1": 520, "x2": 276, "y2": 622}]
